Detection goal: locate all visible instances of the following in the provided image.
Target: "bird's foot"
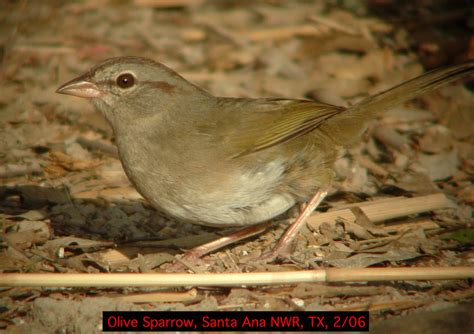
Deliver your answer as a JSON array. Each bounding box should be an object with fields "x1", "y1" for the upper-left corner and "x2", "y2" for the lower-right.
[
  {"x1": 259, "y1": 188, "x2": 329, "y2": 264},
  {"x1": 165, "y1": 222, "x2": 273, "y2": 271}
]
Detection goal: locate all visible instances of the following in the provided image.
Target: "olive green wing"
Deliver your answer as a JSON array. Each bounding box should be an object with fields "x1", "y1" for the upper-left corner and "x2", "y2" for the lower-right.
[{"x1": 209, "y1": 98, "x2": 345, "y2": 158}]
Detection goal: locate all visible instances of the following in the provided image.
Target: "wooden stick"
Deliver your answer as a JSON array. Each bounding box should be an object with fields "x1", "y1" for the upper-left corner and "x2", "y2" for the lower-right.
[
  {"x1": 307, "y1": 14, "x2": 360, "y2": 35},
  {"x1": 77, "y1": 136, "x2": 118, "y2": 157},
  {"x1": 382, "y1": 218, "x2": 439, "y2": 233},
  {"x1": 73, "y1": 186, "x2": 142, "y2": 201},
  {"x1": 245, "y1": 25, "x2": 329, "y2": 42},
  {"x1": 133, "y1": 0, "x2": 200, "y2": 8},
  {"x1": 373, "y1": 124, "x2": 411, "y2": 154},
  {"x1": 1, "y1": 267, "x2": 472, "y2": 287},
  {"x1": 12, "y1": 45, "x2": 75, "y2": 55},
  {"x1": 357, "y1": 155, "x2": 389, "y2": 176},
  {"x1": 307, "y1": 193, "x2": 452, "y2": 226},
  {"x1": 0, "y1": 165, "x2": 43, "y2": 179}
]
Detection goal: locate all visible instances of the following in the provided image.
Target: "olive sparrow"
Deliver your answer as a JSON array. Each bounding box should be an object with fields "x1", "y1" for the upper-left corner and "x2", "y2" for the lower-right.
[{"x1": 57, "y1": 57, "x2": 474, "y2": 262}]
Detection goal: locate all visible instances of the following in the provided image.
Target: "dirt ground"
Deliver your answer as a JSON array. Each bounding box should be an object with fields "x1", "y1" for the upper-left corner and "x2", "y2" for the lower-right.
[{"x1": 1, "y1": 0, "x2": 473, "y2": 333}]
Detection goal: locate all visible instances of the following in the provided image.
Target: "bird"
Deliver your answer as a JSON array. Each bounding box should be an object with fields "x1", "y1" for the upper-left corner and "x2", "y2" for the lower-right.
[{"x1": 57, "y1": 56, "x2": 474, "y2": 263}]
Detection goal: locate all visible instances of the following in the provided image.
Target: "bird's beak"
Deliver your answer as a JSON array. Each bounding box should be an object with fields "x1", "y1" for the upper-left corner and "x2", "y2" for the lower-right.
[{"x1": 56, "y1": 74, "x2": 103, "y2": 98}]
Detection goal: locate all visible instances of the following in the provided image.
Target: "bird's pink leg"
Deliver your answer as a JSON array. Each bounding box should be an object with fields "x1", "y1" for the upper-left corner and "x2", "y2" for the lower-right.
[
  {"x1": 260, "y1": 188, "x2": 328, "y2": 261},
  {"x1": 167, "y1": 221, "x2": 273, "y2": 270}
]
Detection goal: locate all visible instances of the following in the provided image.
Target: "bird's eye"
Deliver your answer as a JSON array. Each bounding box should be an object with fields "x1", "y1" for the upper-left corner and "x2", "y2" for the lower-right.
[{"x1": 116, "y1": 73, "x2": 135, "y2": 88}]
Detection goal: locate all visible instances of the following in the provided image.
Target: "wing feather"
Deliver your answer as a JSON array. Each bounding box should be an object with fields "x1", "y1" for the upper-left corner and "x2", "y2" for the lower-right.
[{"x1": 220, "y1": 99, "x2": 345, "y2": 157}]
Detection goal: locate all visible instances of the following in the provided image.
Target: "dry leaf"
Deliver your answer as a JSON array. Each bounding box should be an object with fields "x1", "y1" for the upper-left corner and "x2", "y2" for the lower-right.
[
  {"x1": 417, "y1": 149, "x2": 459, "y2": 181},
  {"x1": 4, "y1": 221, "x2": 51, "y2": 250}
]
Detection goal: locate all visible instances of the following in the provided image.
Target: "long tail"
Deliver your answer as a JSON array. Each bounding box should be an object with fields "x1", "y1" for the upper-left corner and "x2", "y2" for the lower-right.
[
  {"x1": 321, "y1": 60, "x2": 474, "y2": 145},
  {"x1": 349, "y1": 60, "x2": 474, "y2": 117}
]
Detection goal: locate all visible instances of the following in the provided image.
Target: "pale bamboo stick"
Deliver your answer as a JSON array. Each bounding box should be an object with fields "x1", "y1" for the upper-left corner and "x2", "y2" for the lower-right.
[
  {"x1": 1, "y1": 267, "x2": 472, "y2": 288},
  {"x1": 307, "y1": 193, "x2": 452, "y2": 226}
]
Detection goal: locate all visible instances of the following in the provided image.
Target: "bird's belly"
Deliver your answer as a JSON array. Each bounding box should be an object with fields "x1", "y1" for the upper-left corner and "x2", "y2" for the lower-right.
[
  {"x1": 123, "y1": 157, "x2": 296, "y2": 227},
  {"x1": 153, "y1": 191, "x2": 295, "y2": 227}
]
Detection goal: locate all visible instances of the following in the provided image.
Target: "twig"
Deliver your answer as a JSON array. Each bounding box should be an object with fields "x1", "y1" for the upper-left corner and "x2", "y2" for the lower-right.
[
  {"x1": 133, "y1": 0, "x2": 201, "y2": 8},
  {"x1": 12, "y1": 45, "x2": 75, "y2": 55},
  {"x1": 0, "y1": 165, "x2": 43, "y2": 179},
  {"x1": 0, "y1": 267, "x2": 472, "y2": 287},
  {"x1": 373, "y1": 124, "x2": 411, "y2": 154},
  {"x1": 77, "y1": 136, "x2": 118, "y2": 157},
  {"x1": 244, "y1": 25, "x2": 330, "y2": 42},
  {"x1": 357, "y1": 155, "x2": 389, "y2": 177},
  {"x1": 307, "y1": 14, "x2": 360, "y2": 36},
  {"x1": 307, "y1": 193, "x2": 452, "y2": 227},
  {"x1": 73, "y1": 186, "x2": 142, "y2": 201},
  {"x1": 382, "y1": 218, "x2": 439, "y2": 233}
]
